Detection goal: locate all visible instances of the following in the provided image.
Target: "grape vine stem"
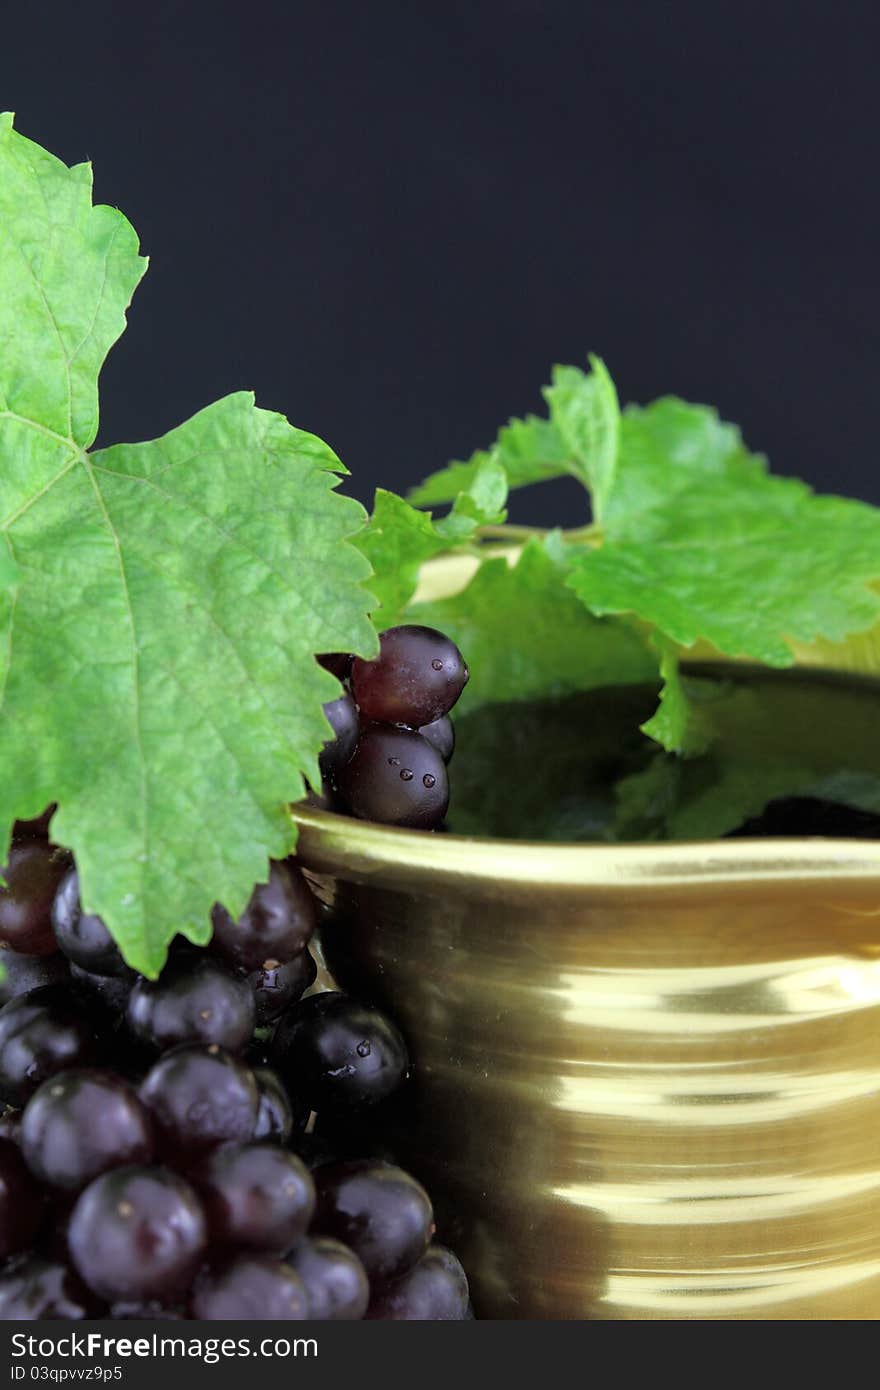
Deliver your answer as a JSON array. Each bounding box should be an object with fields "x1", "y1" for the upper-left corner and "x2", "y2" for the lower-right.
[{"x1": 475, "y1": 522, "x2": 603, "y2": 545}]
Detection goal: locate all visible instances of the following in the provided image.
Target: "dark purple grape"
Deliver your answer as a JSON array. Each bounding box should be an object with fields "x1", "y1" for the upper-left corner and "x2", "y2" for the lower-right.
[
  {"x1": 0, "y1": 1136, "x2": 44, "y2": 1257},
  {"x1": 337, "y1": 726, "x2": 449, "y2": 829},
  {"x1": 312, "y1": 1161, "x2": 434, "y2": 1286},
  {"x1": 351, "y1": 625, "x2": 468, "y2": 727},
  {"x1": 366, "y1": 1244, "x2": 469, "y2": 1319},
  {"x1": 191, "y1": 1254, "x2": 308, "y2": 1320},
  {"x1": 69, "y1": 1166, "x2": 207, "y2": 1303},
  {"x1": 287, "y1": 1236, "x2": 369, "y2": 1319},
  {"x1": 211, "y1": 860, "x2": 316, "y2": 973},
  {"x1": 139, "y1": 1045, "x2": 259, "y2": 1159},
  {"x1": 0, "y1": 840, "x2": 71, "y2": 956},
  {"x1": 317, "y1": 652, "x2": 352, "y2": 680},
  {"x1": 252, "y1": 1067, "x2": 300, "y2": 1144},
  {"x1": 126, "y1": 953, "x2": 255, "y2": 1054},
  {"x1": 190, "y1": 1142, "x2": 314, "y2": 1252},
  {"x1": 0, "y1": 985, "x2": 99, "y2": 1106},
  {"x1": 0, "y1": 950, "x2": 70, "y2": 1005},
  {"x1": 21, "y1": 1069, "x2": 154, "y2": 1193},
  {"x1": 248, "y1": 950, "x2": 316, "y2": 1026},
  {"x1": 69, "y1": 962, "x2": 136, "y2": 1018},
  {"x1": 12, "y1": 805, "x2": 56, "y2": 842},
  {"x1": 272, "y1": 992, "x2": 409, "y2": 1112},
  {"x1": 0, "y1": 1257, "x2": 101, "y2": 1319},
  {"x1": 419, "y1": 715, "x2": 455, "y2": 763},
  {"x1": 319, "y1": 692, "x2": 360, "y2": 779},
  {"x1": 51, "y1": 869, "x2": 128, "y2": 977}
]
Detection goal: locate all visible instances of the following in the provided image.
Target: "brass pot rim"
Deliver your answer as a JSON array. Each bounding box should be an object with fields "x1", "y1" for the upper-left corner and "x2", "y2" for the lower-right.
[{"x1": 291, "y1": 800, "x2": 880, "y2": 892}]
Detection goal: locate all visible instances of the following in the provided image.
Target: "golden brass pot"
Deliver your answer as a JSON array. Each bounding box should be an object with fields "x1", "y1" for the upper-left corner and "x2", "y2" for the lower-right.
[{"x1": 293, "y1": 558, "x2": 880, "y2": 1320}]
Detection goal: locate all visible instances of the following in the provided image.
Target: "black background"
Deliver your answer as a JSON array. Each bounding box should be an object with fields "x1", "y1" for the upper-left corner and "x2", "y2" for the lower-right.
[{"x1": 4, "y1": 1, "x2": 879, "y2": 523}]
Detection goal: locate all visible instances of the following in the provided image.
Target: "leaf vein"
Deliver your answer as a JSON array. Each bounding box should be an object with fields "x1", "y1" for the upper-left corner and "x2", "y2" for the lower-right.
[{"x1": 80, "y1": 456, "x2": 149, "y2": 890}]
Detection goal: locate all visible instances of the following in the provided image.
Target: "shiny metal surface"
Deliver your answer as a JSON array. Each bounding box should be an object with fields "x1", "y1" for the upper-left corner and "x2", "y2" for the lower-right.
[
  {"x1": 294, "y1": 807, "x2": 880, "y2": 1319},
  {"x1": 293, "y1": 552, "x2": 880, "y2": 1319}
]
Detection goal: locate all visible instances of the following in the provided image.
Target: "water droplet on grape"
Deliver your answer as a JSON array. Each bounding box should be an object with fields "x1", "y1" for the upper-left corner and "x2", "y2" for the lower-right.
[
  {"x1": 400, "y1": 769, "x2": 413, "y2": 781},
  {"x1": 423, "y1": 774, "x2": 436, "y2": 788},
  {"x1": 356, "y1": 1041, "x2": 371, "y2": 1058},
  {"x1": 431, "y1": 659, "x2": 443, "y2": 670}
]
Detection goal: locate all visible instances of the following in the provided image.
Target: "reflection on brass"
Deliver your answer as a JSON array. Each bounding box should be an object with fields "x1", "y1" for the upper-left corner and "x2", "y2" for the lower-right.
[
  {"x1": 293, "y1": 555, "x2": 880, "y2": 1319},
  {"x1": 294, "y1": 806, "x2": 880, "y2": 1319}
]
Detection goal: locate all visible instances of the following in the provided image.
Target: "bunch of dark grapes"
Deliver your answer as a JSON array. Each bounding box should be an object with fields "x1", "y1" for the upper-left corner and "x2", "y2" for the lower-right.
[
  {"x1": 0, "y1": 815, "x2": 469, "y2": 1320},
  {"x1": 318, "y1": 625, "x2": 468, "y2": 831}
]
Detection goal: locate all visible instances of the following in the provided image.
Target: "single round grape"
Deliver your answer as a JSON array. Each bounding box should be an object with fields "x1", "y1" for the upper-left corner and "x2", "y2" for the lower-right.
[
  {"x1": 312, "y1": 1161, "x2": 434, "y2": 1286},
  {"x1": 0, "y1": 1136, "x2": 44, "y2": 1257},
  {"x1": 366, "y1": 1244, "x2": 470, "y2": 1319},
  {"x1": 51, "y1": 869, "x2": 128, "y2": 977},
  {"x1": 69, "y1": 962, "x2": 136, "y2": 1018},
  {"x1": 0, "y1": 840, "x2": 71, "y2": 956},
  {"x1": 287, "y1": 1236, "x2": 369, "y2": 1320},
  {"x1": 21, "y1": 1069, "x2": 154, "y2": 1193},
  {"x1": 191, "y1": 1142, "x2": 315, "y2": 1252},
  {"x1": 317, "y1": 652, "x2": 352, "y2": 680},
  {"x1": 252, "y1": 1067, "x2": 298, "y2": 1144},
  {"x1": 69, "y1": 1166, "x2": 207, "y2": 1303},
  {"x1": 0, "y1": 1257, "x2": 100, "y2": 1319},
  {"x1": 337, "y1": 726, "x2": 449, "y2": 829},
  {"x1": 319, "y1": 692, "x2": 360, "y2": 779},
  {"x1": 0, "y1": 950, "x2": 70, "y2": 1006},
  {"x1": 0, "y1": 985, "x2": 99, "y2": 1106},
  {"x1": 126, "y1": 953, "x2": 255, "y2": 1054},
  {"x1": 351, "y1": 625, "x2": 468, "y2": 727},
  {"x1": 191, "y1": 1254, "x2": 309, "y2": 1320},
  {"x1": 139, "y1": 1045, "x2": 259, "y2": 1159},
  {"x1": 211, "y1": 860, "x2": 316, "y2": 973},
  {"x1": 419, "y1": 715, "x2": 455, "y2": 763},
  {"x1": 248, "y1": 950, "x2": 316, "y2": 1026},
  {"x1": 272, "y1": 992, "x2": 409, "y2": 1112}
]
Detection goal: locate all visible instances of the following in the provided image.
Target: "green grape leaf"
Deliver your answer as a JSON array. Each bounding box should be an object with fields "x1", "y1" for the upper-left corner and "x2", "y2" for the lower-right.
[
  {"x1": 542, "y1": 355, "x2": 619, "y2": 520},
  {"x1": 0, "y1": 116, "x2": 377, "y2": 975},
  {"x1": 614, "y1": 672, "x2": 880, "y2": 841},
  {"x1": 408, "y1": 355, "x2": 617, "y2": 512},
  {"x1": 433, "y1": 456, "x2": 507, "y2": 540},
  {"x1": 639, "y1": 639, "x2": 717, "y2": 755},
  {"x1": 567, "y1": 397, "x2": 880, "y2": 748},
  {"x1": 357, "y1": 457, "x2": 507, "y2": 622},
  {"x1": 0, "y1": 551, "x2": 18, "y2": 587},
  {"x1": 404, "y1": 535, "x2": 658, "y2": 714},
  {"x1": 355, "y1": 489, "x2": 451, "y2": 621},
  {"x1": 408, "y1": 415, "x2": 569, "y2": 508}
]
